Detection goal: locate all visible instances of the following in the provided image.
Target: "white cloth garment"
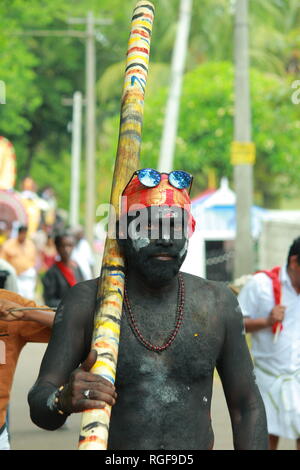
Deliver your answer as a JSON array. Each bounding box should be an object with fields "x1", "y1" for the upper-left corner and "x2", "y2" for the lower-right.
[
  {"x1": 0, "y1": 259, "x2": 18, "y2": 293},
  {"x1": 238, "y1": 265, "x2": 300, "y2": 439},
  {"x1": 71, "y1": 239, "x2": 95, "y2": 280},
  {"x1": 254, "y1": 365, "x2": 300, "y2": 439},
  {"x1": 0, "y1": 425, "x2": 10, "y2": 450},
  {"x1": 17, "y1": 267, "x2": 36, "y2": 300}
]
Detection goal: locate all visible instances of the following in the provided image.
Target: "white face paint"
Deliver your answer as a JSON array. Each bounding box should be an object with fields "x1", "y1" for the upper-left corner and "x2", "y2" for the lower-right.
[
  {"x1": 132, "y1": 236, "x2": 150, "y2": 252},
  {"x1": 179, "y1": 239, "x2": 188, "y2": 260}
]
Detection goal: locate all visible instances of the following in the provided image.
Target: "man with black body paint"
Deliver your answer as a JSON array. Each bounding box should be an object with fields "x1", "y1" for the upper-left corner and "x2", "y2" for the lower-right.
[{"x1": 28, "y1": 172, "x2": 268, "y2": 450}]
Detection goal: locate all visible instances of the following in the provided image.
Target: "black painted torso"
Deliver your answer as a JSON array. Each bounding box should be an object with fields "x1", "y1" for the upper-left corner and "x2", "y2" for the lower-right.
[
  {"x1": 104, "y1": 273, "x2": 225, "y2": 450},
  {"x1": 29, "y1": 272, "x2": 268, "y2": 450}
]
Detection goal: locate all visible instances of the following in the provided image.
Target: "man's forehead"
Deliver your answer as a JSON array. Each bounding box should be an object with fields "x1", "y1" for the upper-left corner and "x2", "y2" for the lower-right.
[
  {"x1": 126, "y1": 205, "x2": 184, "y2": 220},
  {"x1": 151, "y1": 206, "x2": 182, "y2": 219}
]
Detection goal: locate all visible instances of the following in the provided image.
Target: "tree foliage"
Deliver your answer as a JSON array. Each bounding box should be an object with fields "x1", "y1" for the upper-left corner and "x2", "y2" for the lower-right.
[
  {"x1": 0, "y1": 0, "x2": 300, "y2": 213},
  {"x1": 100, "y1": 62, "x2": 300, "y2": 208}
]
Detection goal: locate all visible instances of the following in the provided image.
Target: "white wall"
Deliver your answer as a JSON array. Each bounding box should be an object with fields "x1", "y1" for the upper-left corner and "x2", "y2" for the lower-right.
[
  {"x1": 181, "y1": 231, "x2": 206, "y2": 278},
  {"x1": 258, "y1": 218, "x2": 300, "y2": 269}
]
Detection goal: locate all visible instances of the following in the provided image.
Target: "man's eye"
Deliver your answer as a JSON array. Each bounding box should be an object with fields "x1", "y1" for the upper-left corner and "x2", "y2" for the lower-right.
[
  {"x1": 149, "y1": 222, "x2": 159, "y2": 230},
  {"x1": 173, "y1": 223, "x2": 183, "y2": 231}
]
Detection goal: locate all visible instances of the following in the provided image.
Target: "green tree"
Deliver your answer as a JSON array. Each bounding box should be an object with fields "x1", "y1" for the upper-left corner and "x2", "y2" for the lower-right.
[
  {"x1": 1, "y1": 0, "x2": 300, "y2": 214},
  {"x1": 249, "y1": 0, "x2": 300, "y2": 76},
  {"x1": 99, "y1": 62, "x2": 300, "y2": 208}
]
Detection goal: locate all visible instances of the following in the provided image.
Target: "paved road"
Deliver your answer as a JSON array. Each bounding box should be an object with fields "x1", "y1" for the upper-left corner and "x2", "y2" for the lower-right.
[{"x1": 9, "y1": 343, "x2": 295, "y2": 450}]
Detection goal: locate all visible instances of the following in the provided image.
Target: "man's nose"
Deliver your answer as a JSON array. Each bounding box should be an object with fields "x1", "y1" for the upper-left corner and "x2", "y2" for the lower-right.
[{"x1": 156, "y1": 233, "x2": 173, "y2": 246}]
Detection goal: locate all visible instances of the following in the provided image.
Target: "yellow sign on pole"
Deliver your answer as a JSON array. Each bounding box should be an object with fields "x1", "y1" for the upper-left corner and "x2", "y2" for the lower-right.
[{"x1": 230, "y1": 141, "x2": 256, "y2": 165}]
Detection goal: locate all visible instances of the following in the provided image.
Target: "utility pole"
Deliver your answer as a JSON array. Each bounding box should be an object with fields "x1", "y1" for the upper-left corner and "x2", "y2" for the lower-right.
[
  {"x1": 68, "y1": 12, "x2": 111, "y2": 247},
  {"x1": 69, "y1": 91, "x2": 83, "y2": 227},
  {"x1": 158, "y1": 0, "x2": 193, "y2": 172},
  {"x1": 62, "y1": 92, "x2": 85, "y2": 227},
  {"x1": 231, "y1": 0, "x2": 255, "y2": 278}
]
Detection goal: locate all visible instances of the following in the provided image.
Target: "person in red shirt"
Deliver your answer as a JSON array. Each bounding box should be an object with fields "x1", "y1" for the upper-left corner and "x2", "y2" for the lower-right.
[{"x1": 42, "y1": 231, "x2": 84, "y2": 308}]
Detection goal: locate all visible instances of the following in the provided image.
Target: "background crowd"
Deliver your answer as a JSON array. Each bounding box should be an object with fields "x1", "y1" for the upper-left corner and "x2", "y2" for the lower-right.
[{"x1": 0, "y1": 177, "x2": 97, "y2": 305}]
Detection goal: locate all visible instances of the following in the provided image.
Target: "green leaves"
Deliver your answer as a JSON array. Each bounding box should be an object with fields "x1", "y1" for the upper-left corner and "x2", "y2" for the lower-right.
[
  {"x1": 1, "y1": 0, "x2": 300, "y2": 215},
  {"x1": 139, "y1": 62, "x2": 300, "y2": 206}
]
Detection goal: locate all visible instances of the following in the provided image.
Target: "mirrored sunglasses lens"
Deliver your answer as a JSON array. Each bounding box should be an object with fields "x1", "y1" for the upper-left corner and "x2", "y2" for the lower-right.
[
  {"x1": 169, "y1": 171, "x2": 192, "y2": 189},
  {"x1": 138, "y1": 168, "x2": 161, "y2": 187}
]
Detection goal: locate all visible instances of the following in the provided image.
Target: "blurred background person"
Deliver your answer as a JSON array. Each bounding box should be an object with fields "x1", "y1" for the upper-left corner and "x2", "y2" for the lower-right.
[
  {"x1": 0, "y1": 259, "x2": 18, "y2": 293},
  {"x1": 32, "y1": 224, "x2": 56, "y2": 275},
  {"x1": 0, "y1": 221, "x2": 9, "y2": 256},
  {"x1": 39, "y1": 186, "x2": 57, "y2": 228},
  {"x1": 39, "y1": 233, "x2": 56, "y2": 273},
  {"x1": 42, "y1": 231, "x2": 84, "y2": 308},
  {"x1": 0, "y1": 258, "x2": 18, "y2": 447},
  {"x1": 238, "y1": 237, "x2": 300, "y2": 450},
  {"x1": 0, "y1": 289, "x2": 54, "y2": 450},
  {"x1": 1, "y1": 226, "x2": 37, "y2": 299},
  {"x1": 70, "y1": 224, "x2": 95, "y2": 280}
]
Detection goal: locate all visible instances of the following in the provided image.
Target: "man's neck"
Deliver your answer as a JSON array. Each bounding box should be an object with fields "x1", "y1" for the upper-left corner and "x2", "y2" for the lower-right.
[
  {"x1": 125, "y1": 270, "x2": 179, "y2": 297},
  {"x1": 59, "y1": 259, "x2": 72, "y2": 268}
]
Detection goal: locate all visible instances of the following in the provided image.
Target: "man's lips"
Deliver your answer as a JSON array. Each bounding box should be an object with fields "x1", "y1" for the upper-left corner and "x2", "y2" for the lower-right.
[{"x1": 150, "y1": 253, "x2": 175, "y2": 261}]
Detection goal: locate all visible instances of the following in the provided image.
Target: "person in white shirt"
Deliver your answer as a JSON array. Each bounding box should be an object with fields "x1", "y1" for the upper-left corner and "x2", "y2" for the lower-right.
[
  {"x1": 70, "y1": 225, "x2": 95, "y2": 280},
  {"x1": 0, "y1": 259, "x2": 18, "y2": 293},
  {"x1": 238, "y1": 237, "x2": 300, "y2": 450}
]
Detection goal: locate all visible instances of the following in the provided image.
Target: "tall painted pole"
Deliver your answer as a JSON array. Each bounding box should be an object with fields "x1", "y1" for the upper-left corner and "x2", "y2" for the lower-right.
[
  {"x1": 78, "y1": 1, "x2": 155, "y2": 450},
  {"x1": 70, "y1": 91, "x2": 83, "y2": 227},
  {"x1": 158, "y1": 0, "x2": 193, "y2": 172},
  {"x1": 231, "y1": 0, "x2": 255, "y2": 278}
]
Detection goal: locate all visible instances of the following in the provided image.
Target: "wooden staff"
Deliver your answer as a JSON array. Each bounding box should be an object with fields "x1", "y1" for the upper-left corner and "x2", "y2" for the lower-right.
[
  {"x1": 8, "y1": 307, "x2": 56, "y2": 312},
  {"x1": 273, "y1": 290, "x2": 283, "y2": 344},
  {"x1": 273, "y1": 323, "x2": 281, "y2": 343},
  {"x1": 78, "y1": 1, "x2": 155, "y2": 450}
]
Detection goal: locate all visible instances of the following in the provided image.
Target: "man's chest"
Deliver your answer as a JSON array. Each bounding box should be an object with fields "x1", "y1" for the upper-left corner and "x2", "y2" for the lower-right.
[{"x1": 115, "y1": 307, "x2": 223, "y2": 386}]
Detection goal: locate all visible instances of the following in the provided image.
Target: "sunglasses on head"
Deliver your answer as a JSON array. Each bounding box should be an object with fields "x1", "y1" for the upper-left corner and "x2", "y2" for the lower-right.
[{"x1": 124, "y1": 168, "x2": 193, "y2": 193}]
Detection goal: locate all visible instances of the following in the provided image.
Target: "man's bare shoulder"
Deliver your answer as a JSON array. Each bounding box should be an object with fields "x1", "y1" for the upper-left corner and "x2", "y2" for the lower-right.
[
  {"x1": 54, "y1": 278, "x2": 99, "y2": 325},
  {"x1": 66, "y1": 277, "x2": 99, "y2": 304},
  {"x1": 70, "y1": 277, "x2": 99, "y2": 293},
  {"x1": 181, "y1": 271, "x2": 239, "y2": 323},
  {"x1": 182, "y1": 271, "x2": 232, "y2": 299}
]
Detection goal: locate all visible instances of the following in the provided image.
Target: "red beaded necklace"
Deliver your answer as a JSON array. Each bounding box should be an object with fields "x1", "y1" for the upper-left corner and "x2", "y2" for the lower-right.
[{"x1": 124, "y1": 273, "x2": 185, "y2": 352}]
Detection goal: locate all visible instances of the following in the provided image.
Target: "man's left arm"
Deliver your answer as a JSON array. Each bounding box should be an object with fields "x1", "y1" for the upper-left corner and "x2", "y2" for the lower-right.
[{"x1": 216, "y1": 286, "x2": 268, "y2": 450}]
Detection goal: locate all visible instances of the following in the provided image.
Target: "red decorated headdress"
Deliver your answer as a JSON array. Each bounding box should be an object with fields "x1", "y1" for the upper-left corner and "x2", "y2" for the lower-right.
[{"x1": 121, "y1": 173, "x2": 196, "y2": 237}]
